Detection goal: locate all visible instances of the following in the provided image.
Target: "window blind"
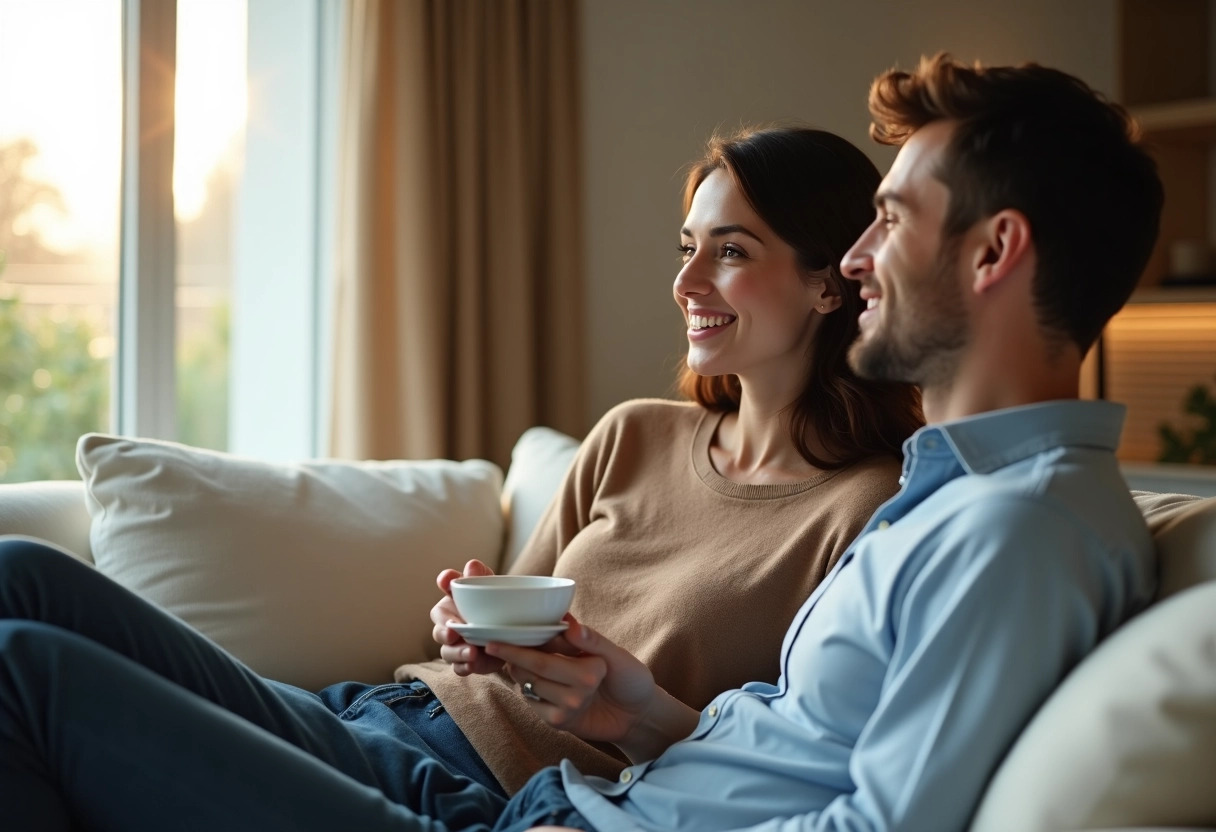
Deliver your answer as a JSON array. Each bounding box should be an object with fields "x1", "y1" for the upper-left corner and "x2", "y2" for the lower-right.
[{"x1": 1103, "y1": 302, "x2": 1216, "y2": 462}]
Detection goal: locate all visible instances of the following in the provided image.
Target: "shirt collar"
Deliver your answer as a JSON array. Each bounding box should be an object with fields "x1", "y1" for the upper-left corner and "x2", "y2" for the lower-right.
[{"x1": 906, "y1": 400, "x2": 1127, "y2": 476}]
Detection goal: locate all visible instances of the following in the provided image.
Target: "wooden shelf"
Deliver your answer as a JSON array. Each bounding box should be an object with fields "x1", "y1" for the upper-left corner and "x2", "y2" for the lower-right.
[
  {"x1": 1131, "y1": 97, "x2": 1216, "y2": 143},
  {"x1": 1130, "y1": 286, "x2": 1216, "y2": 304},
  {"x1": 1125, "y1": 98, "x2": 1216, "y2": 288}
]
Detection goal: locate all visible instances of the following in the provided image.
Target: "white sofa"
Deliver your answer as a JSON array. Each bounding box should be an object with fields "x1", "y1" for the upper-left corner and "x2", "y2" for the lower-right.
[{"x1": 0, "y1": 428, "x2": 1214, "y2": 832}]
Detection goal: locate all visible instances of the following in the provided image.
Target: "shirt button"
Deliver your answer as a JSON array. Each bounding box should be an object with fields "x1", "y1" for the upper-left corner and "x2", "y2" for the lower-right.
[
  {"x1": 707, "y1": 705, "x2": 719, "y2": 717},
  {"x1": 877, "y1": 520, "x2": 890, "y2": 530},
  {"x1": 620, "y1": 770, "x2": 633, "y2": 783}
]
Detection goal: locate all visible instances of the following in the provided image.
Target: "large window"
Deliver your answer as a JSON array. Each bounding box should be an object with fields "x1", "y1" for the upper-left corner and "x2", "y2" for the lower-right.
[
  {"x1": 0, "y1": 0, "x2": 122, "y2": 480},
  {"x1": 0, "y1": 0, "x2": 337, "y2": 483}
]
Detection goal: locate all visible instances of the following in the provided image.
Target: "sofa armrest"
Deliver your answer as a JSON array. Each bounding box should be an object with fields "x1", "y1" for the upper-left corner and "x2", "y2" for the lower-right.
[{"x1": 0, "y1": 481, "x2": 93, "y2": 563}]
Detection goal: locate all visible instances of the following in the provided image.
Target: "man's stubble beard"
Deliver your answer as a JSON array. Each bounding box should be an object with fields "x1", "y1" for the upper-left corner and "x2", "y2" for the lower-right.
[{"x1": 847, "y1": 244, "x2": 970, "y2": 388}]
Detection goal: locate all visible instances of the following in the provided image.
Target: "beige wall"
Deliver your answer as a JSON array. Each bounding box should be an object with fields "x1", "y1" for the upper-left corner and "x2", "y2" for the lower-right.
[{"x1": 578, "y1": 0, "x2": 1116, "y2": 428}]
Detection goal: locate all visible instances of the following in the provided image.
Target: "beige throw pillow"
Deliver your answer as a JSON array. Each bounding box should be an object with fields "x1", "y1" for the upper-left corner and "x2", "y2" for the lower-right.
[
  {"x1": 1134, "y1": 491, "x2": 1216, "y2": 598},
  {"x1": 76, "y1": 433, "x2": 504, "y2": 690}
]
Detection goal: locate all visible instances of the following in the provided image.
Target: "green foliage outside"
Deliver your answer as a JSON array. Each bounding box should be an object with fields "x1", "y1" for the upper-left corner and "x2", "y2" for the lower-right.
[
  {"x1": 0, "y1": 289, "x2": 110, "y2": 482},
  {"x1": 1, "y1": 137, "x2": 109, "y2": 482},
  {"x1": 1158, "y1": 376, "x2": 1216, "y2": 466},
  {"x1": 0, "y1": 134, "x2": 231, "y2": 481},
  {"x1": 0, "y1": 272, "x2": 230, "y2": 483},
  {"x1": 177, "y1": 301, "x2": 230, "y2": 453}
]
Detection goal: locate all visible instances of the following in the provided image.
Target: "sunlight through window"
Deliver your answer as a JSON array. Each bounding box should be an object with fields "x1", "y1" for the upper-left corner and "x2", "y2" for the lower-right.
[
  {"x1": 0, "y1": 0, "x2": 122, "y2": 481},
  {"x1": 174, "y1": 0, "x2": 247, "y2": 452}
]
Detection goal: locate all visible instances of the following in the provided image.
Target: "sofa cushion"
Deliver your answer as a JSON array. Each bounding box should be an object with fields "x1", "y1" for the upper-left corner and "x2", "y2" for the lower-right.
[
  {"x1": 970, "y1": 494, "x2": 1216, "y2": 831},
  {"x1": 0, "y1": 480, "x2": 93, "y2": 563},
  {"x1": 500, "y1": 426, "x2": 580, "y2": 571},
  {"x1": 1133, "y1": 491, "x2": 1216, "y2": 597},
  {"x1": 76, "y1": 433, "x2": 503, "y2": 690}
]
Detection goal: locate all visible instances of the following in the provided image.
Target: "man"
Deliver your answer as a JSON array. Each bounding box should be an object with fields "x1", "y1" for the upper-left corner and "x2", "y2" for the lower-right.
[
  {"x1": 0, "y1": 54, "x2": 1163, "y2": 832},
  {"x1": 489, "y1": 52, "x2": 1164, "y2": 831}
]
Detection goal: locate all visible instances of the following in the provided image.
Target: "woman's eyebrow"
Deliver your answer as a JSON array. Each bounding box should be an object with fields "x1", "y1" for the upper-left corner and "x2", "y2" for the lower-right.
[{"x1": 680, "y1": 224, "x2": 765, "y2": 242}]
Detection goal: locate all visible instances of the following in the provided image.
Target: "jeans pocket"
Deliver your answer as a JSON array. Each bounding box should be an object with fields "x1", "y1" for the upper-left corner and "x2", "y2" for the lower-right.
[{"x1": 339, "y1": 681, "x2": 431, "y2": 719}]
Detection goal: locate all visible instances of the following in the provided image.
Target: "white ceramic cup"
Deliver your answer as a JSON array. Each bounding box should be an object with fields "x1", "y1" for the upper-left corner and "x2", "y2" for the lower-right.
[{"x1": 450, "y1": 575, "x2": 575, "y2": 626}]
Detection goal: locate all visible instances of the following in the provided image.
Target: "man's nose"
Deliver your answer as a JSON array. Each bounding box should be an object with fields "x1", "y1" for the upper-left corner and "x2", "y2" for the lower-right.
[{"x1": 841, "y1": 232, "x2": 875, "y2": 281}]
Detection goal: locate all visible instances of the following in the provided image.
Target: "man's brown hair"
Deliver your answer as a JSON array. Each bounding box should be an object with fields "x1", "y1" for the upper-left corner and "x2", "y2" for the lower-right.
[{"x1": 868, "y1": 53, "x2": 1164, "y2": 351}]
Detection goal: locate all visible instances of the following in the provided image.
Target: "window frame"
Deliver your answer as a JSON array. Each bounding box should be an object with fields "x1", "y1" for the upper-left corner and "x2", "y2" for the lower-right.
[{"x1": 117, "y1": 0, "x2": 339, "y2": 458}]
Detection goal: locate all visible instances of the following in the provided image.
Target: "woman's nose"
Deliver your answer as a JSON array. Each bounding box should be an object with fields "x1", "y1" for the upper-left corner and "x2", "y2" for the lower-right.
[{"x1": 674, "y1": 256, "x2": 711, "y2": 298}]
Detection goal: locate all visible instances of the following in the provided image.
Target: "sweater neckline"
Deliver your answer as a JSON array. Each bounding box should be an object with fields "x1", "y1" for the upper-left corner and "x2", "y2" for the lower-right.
[{"x1": 691, "y1": 409, "x2": 843, "y2": 500}]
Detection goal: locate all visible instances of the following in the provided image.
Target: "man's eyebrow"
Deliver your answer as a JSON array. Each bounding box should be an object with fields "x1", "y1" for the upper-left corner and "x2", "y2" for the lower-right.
[
  {"x1": 679, "y1": 224, "x2": 765, "y2": 243},
  {"x1": 874, "y1": 190, "x2": 912, "y2": 211}
]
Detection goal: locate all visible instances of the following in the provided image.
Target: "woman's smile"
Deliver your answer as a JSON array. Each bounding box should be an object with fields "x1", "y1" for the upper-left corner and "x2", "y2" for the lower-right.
[{"x1": 687, "y1": 312, "x2": 737, "y2": 340}]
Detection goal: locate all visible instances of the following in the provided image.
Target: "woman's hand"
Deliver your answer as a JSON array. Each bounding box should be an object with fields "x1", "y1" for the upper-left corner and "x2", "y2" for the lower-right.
[
  {"x1": 486, "y1": 615, "x2": 700, "y2": 762},
  {"x1": 430, "y1": 559, "x2": 503, "y2": 676}
]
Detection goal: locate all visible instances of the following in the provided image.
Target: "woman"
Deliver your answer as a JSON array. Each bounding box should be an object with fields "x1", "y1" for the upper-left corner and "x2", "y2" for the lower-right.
[
  {"x1": 0, "y1": 126, "x2": 921, "y2": 829},
  {"x1": 406, "y1": 126, "x2": 923, "y2": 794}
]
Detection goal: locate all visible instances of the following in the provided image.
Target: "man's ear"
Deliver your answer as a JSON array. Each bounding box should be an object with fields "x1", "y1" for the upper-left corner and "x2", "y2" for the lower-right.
[{"x1": 969, "y1": 209, "x2": 1032, "y2": 295}]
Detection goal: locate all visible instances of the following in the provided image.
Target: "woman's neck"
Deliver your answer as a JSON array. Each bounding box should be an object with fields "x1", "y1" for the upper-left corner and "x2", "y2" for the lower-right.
[{"x1": 709, "y1": 392, "x2": 821, "y2": 485}]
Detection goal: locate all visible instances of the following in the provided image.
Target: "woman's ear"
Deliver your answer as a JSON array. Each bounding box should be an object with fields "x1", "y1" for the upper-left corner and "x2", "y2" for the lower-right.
[
  {"x1": 816, "y1": 293, "x2": 843, "y2": 314},
  {"x1": 971, "y1": 209, "x2": 1032, "y2": 295},
  {"x1": 813, "y1": 274, "x2": 844, "y2": 314}
]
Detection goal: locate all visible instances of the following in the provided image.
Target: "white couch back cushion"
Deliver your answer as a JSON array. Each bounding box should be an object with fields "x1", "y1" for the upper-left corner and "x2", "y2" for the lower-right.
[
  {"x1": 500, "y1": 426, "x2": 581, "y2": 571},
  {"x1": 76, "y1": 433, "x2": 504, "y2": 690},
  {"x1": 0, "y1": 481, "x2": 93, "y2": 562}
]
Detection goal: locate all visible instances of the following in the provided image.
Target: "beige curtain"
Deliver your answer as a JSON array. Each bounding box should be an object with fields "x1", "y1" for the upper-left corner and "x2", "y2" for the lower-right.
[{"x1": 331, "y1": 0, "x2": 584, "y2": 468}]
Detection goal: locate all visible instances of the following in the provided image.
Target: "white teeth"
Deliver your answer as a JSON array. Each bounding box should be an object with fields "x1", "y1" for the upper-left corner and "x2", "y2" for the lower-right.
[
  {"x1": 866, "y1": 298, "x2": 879, "y2": 309},
  {"x1": 690, "y1": 314, "x2": 733, "y2": 330}
]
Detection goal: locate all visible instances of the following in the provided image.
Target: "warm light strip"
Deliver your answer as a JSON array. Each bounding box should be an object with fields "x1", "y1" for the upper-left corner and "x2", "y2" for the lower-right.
[{"x1": 1103, "y1": 304, "x2": 1216, "y2": 462}]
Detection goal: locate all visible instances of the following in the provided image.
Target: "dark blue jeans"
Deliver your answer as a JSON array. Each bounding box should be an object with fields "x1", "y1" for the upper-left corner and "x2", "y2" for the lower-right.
[{"x1": 0, "y1": 537, "x2": 593, "y2": 832}]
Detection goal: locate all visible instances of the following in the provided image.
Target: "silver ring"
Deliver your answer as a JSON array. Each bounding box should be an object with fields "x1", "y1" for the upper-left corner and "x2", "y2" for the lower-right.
[{"x1": 520, "y1": 680, "x2": 541, "y2": 701}]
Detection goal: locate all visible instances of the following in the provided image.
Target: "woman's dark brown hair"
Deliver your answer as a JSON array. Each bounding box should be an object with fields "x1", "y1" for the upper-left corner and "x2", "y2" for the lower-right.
[{"x1": 677, "y1": 126, "x2": 923, "y2": 468}]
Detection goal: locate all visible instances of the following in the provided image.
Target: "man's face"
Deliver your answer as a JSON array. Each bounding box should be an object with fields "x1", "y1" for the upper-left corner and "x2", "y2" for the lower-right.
[{"x1": 841, "y1": 120, "x2": 970, "y2": 388}]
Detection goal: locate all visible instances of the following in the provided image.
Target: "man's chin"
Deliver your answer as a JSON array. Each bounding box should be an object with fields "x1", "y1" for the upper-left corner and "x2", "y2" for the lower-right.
[
  {"x1": 848, "y1": 339, "x2": 905, "y2": 384},
  {"x1": 847, "y1": 339, "x2": 882, "y2": 381}
]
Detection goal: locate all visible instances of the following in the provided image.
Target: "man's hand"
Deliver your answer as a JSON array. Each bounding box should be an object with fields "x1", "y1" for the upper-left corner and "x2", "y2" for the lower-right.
[
  {"x1": 429, "y1": 559, "x2": 503, "y2": 676},
  {"x1": 486, "y1": 615, "x2": 700, "y2": 763}
]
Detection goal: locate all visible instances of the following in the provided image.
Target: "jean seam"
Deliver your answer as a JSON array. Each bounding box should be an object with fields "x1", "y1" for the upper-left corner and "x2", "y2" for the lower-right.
[{"x1": 338, "y1": 683, "x2": 428, "y2": 720}]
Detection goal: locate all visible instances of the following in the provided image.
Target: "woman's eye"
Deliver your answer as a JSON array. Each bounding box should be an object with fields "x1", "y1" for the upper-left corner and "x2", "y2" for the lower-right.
[
  {"x1": 677, "y1": 244, "x2": 695, "y2": 262},
  {"x1": 722, "y1": 244, "x2": 746, "y2": 258}
]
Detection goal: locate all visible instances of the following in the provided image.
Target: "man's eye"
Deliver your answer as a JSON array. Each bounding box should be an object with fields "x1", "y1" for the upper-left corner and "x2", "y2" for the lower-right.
[{"x1": 882, "y1": 214, "x2": 898, "y2": 227}]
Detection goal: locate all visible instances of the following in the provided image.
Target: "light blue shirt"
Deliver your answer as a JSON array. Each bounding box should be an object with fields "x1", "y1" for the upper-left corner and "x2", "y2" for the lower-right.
[{"x1": 562, "y1": 400, "x2": 1156, "y2": 832}]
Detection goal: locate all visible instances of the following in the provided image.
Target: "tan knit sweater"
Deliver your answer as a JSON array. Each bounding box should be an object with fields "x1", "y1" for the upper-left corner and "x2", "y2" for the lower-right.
[{"x1": 396, "y1": 399, "x2": 902, "y2": 794}]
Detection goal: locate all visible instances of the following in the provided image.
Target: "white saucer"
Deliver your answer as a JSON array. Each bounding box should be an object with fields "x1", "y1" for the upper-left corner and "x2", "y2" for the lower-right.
[{"x1": 449, "y1": 621, "x2": 568, "y2": 647}]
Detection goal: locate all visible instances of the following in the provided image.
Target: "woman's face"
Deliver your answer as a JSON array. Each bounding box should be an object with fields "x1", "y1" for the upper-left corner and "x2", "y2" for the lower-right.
[{"x1": 675, "y1": 169, "x2": 835, "y2": 387}]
